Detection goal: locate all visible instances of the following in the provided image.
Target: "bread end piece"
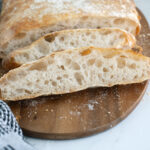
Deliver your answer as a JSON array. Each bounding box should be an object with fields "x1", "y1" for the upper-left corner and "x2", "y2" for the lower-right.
[{"x1": 0, "y1": 0, "x2": 140, "y2": 58}]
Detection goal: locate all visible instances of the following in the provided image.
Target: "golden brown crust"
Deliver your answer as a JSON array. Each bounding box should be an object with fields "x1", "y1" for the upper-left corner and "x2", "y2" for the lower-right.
[
  {"x1": 2, "y1": 54, "x2": 21, "y2": 70},
  {"x1": 0, "y1": 47, "x2": 150, "y2": 101},
  {"x1": 0, "y1": 0, "x2": 140, "y2": 53},
  {"x1": 131, "y1": 45, "x2": 143, "y2": 53}
]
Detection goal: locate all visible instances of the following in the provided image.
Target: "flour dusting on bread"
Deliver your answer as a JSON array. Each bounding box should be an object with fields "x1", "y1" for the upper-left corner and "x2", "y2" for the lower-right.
[
  {"x1": 0, "y1": 47, "x2": 149, "y2": 101},
  {"x1": 0, "y1": 0, "x2": 140, "y2": 58}
]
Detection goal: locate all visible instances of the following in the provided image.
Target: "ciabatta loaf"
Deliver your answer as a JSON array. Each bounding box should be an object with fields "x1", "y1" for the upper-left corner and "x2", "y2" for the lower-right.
[
  {"x1": 0, "y1": 47, "x2": 149, "y2": 101},
  {"x1": 0, "y1": 0, "x2": 140, "y2": 58},
  {"x1": 2, "y1": 28, "x2": 136, "y2": 69}
]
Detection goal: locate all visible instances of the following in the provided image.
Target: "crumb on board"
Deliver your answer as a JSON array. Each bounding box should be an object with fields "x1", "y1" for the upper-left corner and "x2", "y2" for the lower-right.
[
  {"x1": 45, "y1": 109, "x2": 49, "y2": 112},
  {"x1": 59, "y1": 116, "x2": 67, "y2": 120},
  {"x1": 69, "y1": 111, "x2": 81, "y2": 116},
  {"x1": 87, "y1": 104, "x2": 94, "y2": 110}
]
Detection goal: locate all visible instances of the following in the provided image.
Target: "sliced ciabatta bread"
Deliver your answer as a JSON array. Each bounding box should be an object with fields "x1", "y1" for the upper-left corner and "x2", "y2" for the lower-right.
[
  {"x1": 2, "y1": 28, "x2": 136, "y2": 70},
  {"x1": 0, "y1": 0, "x2": 140, "y2": 58},
  {"x1": 0, "y1": 47, "x2": 150, "y2": 101}
]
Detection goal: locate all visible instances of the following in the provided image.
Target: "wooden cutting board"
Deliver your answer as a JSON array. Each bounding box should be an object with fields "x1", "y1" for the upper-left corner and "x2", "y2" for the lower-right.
[{"x1": 2, "y1": 9, "x2": 150, "y2": 140}]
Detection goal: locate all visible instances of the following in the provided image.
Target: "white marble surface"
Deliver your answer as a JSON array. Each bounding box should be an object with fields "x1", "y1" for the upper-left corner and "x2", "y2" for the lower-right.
[{"x1": 25, "y1": 1, "x2": 150, "y2": 150}]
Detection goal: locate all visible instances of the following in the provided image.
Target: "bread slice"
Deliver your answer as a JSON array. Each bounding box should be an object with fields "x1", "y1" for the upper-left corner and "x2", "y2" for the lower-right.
[
  {"x1": 0, "y1": 47, "x2": 149, "y2": 101},
  {"x1": 2, "y1": 28, "x2": 136, "y2": 69},
  {"x1": 0, "y1": 0, "x2": 140, "y2": 58}
]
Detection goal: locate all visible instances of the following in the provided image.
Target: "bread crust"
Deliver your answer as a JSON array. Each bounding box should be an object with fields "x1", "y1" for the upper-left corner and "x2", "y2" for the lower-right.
[
  {"x1": 2, "y1": 28, "x2": 136, "y2": 70},
  {"x1": 0, "y1": 47, "x2": 149, "y2": 101},
  {"x1": 0, "y1": 0, "x2": 141, "y2": 57}
]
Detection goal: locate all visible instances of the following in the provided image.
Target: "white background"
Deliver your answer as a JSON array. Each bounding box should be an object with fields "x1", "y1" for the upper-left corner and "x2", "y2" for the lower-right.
[{"x1": 25, "y1": 0, "x2": 150, "y2": 149}]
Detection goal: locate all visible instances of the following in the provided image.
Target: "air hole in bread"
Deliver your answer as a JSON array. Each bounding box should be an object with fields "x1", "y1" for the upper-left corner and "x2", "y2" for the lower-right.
[
  {"x1": 134, "y1": 75, "x2": 138, "y2": 79},
  {"x1": 82, "y1": 64, "x2": 86, "y2": 68},
  {"x1": 102, "y1": 79, "x2": 105, "y2": 82},
  {"x1": 110, "y1": 75, "x2": 114, "y2": 79},
  {"x1": 71, "y1": 25, "x2": 77, "y2": 29},
  {"x1": 60, "y1": 36, "x2": 65, "y2": 42},
  {"x1": 103, "y1": 67, "x2": 109, "y2": 72},
  {"x1": 52, "y1": 81, "x2": 57, "y2": 86},
  {"x1": 125, "y1": 27, "x2": 129, "y2": 32},
  {"x1": 109, "y1": 41, "x2": 114, "y2": 46},
  {"x1": 98, "y1": 74, "x2": 101, "y2": 78},
  {"x1": 44, "y1": 80, "x2": 49, "y2": 85},
  {"x1": 36, "y1": 79, "x2": 40, "y2": 82},
  {"x1": 117, "y1": 58, "x2": 126, "y2": 68},
  {"x1": 84, "y1": 71, "x2": 88, "y2": 76},
  {"x1": 103, "y1": 30, "x2": 111, "y2": 35},
  {"x1": 70, "y1": 42, "x2": 75, "y2": 46},
  {"x1": 122, "y1": 77, "x2": 126, "y2": 80},
  {"x1": 48, "y1": 59, "x2": 54, "y2": 65},
  {"x1": 85, "y1": 32, "x2": 90, "y2": 36},
  {"x1": 120, "y1": 55, "x2": 127, "y2": 58},
  {"x1": 75, "y1": 40, "x2": 79, "y2": 45},
  {"x1": 60, "y1": 65, "x2": 65, "y2": 70},
  {"x1": 114, "y1": 19, "x2": 125, "y2": 24},
  {"x1": 71, "y1": 62, "x2": 80, "y2": 70},
  {"x1": 25, "y1": 90, "x2": 32, "y2": 94},
  {"x1": 65, "y1": 58, "x2": 71, "y2": 65},
  {"x1": 128, "y1": 63, "x2": 136, "y2": 69},
  {"x1": 57, "y1": 77, "x2": 62, "y2": 80},
  {"x1": 110, "y1": 65, "x2": 113, "y2": 69},
  {"x1": 27, "y1": 82, "x2": 32, "y2": 86},
  {"x1": 29, "y1": 62, "x2": 47, "y2": 71},
  {"x1": 63, "y1": 20, "x2": 68, "y2": 24},
  {"x1": 74, "y1": 72, "x2": 84, "y2": 85},
  {"x1": 91, "y1": 34, "x2": 96, "y2": 39},
  {"x1": 97, "y1": 26, "x2": 101, "y2": 29},
  {"x1": 104, "y1": 21, "x2": 109, "y2": 25},
  {"x1": 82, "y1": 16, "x2": 88, "y2": 20},
  {"x1": 23, "y1": 53, "x2": 29, "y2": 59},
  {"x1": 64, "y1": 74, "x2": 68, "y2": 78},
  {"x1": 88, "y1": 59, "x2": 95, "y2": 66},
  {"x1": 44, "y1": 35, "x2": 56, "y2": 43},
  {"x1": 119, "y1": 34, "x2": 124, "y2": 39},
  {"x1": 80, "y1": 49, "x2": 91, "y2": 56},
  {"x1": 15, "y1": 33, "x2": 26, "y2": 39},
  {"x1": 30, "y1": 34, "x2": 36, "y2": 41},
  {"x1": 95, "y1": 60, "x2": 102, "y2": 68}
]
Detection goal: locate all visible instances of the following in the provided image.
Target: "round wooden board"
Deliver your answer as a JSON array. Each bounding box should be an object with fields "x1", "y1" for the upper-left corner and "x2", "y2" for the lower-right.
[
  {"x1": 20, "y1": 82, "x2": 148, "y2": 139},
  {"x1": 3, "y1": 9, "x2": 150, "y2": 140}
]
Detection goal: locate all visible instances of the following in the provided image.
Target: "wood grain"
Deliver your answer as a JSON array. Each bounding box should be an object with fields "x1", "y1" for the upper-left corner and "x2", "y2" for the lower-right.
[
  {"x1": 20, "y1": 82, "x2": 148, "y2": 139},
  {"x1": 2, "y1": 9, "x2": 150, "y2": 139}
]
